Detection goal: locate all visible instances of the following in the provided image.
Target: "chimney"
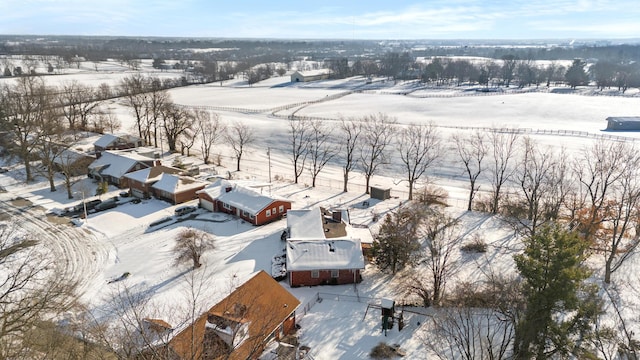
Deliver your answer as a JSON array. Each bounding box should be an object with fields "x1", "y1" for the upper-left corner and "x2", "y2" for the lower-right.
[{"x1": 225, "y1": 186, "x2": 232, "y2": 193}]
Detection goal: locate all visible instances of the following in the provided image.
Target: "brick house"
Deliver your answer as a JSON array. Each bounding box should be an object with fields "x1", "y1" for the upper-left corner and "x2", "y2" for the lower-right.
[
  {"x1": 87, "y1": 151, "x2": 160, "y2": 188},
  {"x1": 197, "y1": 181, "x2": 292, "y2": 226},
  {"x1": 124, "y1": 165, "x2": 184, "y2": 199},
  {"x1": 150, "y1": 173, "x2": 208, "y2": 204},
  {"x1": 53, "y1": 148, "x2": 95, "y2": 176},
  {"x1": 162, "y1": 270, "x2": 300, "y2": 360},
  {"x1": 285, "y1": 208, "x2": 365, "y2": 287}
]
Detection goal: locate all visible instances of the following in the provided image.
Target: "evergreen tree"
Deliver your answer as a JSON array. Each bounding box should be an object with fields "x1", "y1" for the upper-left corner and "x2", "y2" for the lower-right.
[
  {"x1": 372, "y1": 207, "x2": 422, "y2": 274},
  {"x1": 513, "y1": 223, "x2": 596, "y2": 359},
  {"x1": 565, "y1": 59, "x2": 589, "y2": 89}
]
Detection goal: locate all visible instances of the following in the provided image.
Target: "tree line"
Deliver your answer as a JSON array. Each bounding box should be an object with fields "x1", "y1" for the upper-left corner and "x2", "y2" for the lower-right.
[
  {"x1": 326, "y1": 53, "x2": 640, "y2": 92},
  {"x1": 367, "y1": 130, "x2": 640, "y2": 358}
]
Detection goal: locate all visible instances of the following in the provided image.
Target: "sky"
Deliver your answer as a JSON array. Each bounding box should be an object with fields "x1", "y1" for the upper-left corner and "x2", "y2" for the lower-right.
[{"x1": 2, "y1": 0, "x2": 640, "y2": 40}]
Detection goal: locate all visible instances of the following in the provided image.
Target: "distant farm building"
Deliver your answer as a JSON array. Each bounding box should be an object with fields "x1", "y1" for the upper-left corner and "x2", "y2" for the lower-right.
[
  {"x1": 606, "y1": 117, "x2": 640, "y2": 131},
  {"x1": 290, "y1": 69, "x2": 332, "y2": 82}
]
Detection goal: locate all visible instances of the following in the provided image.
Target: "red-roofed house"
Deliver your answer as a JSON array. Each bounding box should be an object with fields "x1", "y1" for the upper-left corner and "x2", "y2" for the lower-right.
[
  {"x1": 155, "y1": 271, "x2": 300, "y2": 360},
  {"x1": 197, "y1": 181, "x2": 291, "y2": 226}
]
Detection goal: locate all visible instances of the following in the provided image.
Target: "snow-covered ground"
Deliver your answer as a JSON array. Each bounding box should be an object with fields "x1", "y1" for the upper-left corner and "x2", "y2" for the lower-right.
[{"x1": 1, "y1": 59, "x2": 640, "y2": 358}]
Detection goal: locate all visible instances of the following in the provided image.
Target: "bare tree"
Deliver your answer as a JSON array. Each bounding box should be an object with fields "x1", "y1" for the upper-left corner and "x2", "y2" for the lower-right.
[
  {"x1": 488, "y1": 130, "x2": 519, "y2": 214},
  {"x1": 288, "y1": 117, "x2": 311, "y2": 184},
  {"x1": 598, "y1": 151, "x2": 640, "y2": 284},
  {"x1": 120, "y1": 74, "x2": 149, "y2": 140},
  {"x1": 338, "y1": 117, "x2": 362, "y2": 192},
  {"x1": 56, "y1": 150, "x2": 93, "y2": 199},
  {"x1": 1, "y1": 76, "x2": 50, "y2": 182},
  {"x1": 225, "y1": 121, "x2": 256, "y2": 172},
  {"x1": 197, "y1": 111, "x2": 224, "y2": 165},
  {"x1": 397, "y1": 122, "x2": 441, "y2": 200},
  {"x1": 92, "y1": 111, "x2": 121, "y2": 134},
  {"x1": 144, "y1": 77, "x2": 170, "y2": 147},
  {"x1": 174, "y1": 228, "x2": 215, "y2": 269},
  {"x1": 307, "y1": 120, "x2": 337, "y2": 187},
  {"x1": 160, "y1": 102, "x2": 194, "y2": 153},
  {"x1": 59, "y1": 81, "x2": 101, "y2": 131},
  {"x1": 33, "y1": 103, "x2": 66, "y2": 192},
  {"x1": 423, "y1": 208, "x2": 462, "y2": 306},
  {"x1": 573, "y1": 140, "x2": 629, "y2": 243},
  {"x1": 0, "y1": 224, "x2": 78, "y2": 358},
  {"x1": 425, "y1": 306, "x2": 515, "y2": 360},
  {"x1": 452, "y1": 131, "x2": 487, "y2": 211},
  {"x1": 509, "y1": 137, "x2": 559, "y2": 235},
  {"x1": 359, "y1": 113, "x2": 397, "y2": 194}
]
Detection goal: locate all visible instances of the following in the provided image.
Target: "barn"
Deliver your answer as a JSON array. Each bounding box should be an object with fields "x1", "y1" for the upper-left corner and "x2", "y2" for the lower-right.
[
  {"x1": 290, "y1": 69, "x2": 332, "y2": 82},
  {"x1": 606, "y1": 116, "x2": 640, "y2": 131}
]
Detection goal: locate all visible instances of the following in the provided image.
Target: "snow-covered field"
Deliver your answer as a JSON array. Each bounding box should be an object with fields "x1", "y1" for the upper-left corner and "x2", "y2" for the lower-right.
[{"x1": 1, "y1": 59, "x2": 640, "y2": 359}]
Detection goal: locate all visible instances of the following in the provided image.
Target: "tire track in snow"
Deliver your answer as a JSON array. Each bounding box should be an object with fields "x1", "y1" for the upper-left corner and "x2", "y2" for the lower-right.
[{"x1": 0, "y1": 200, "x2": 109, "y2": 298}]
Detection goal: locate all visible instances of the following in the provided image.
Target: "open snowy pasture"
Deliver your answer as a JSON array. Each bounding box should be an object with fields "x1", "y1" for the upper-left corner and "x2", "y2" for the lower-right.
[{"x1": 3, "y1": 61, "x2": 640, "y2": 358}]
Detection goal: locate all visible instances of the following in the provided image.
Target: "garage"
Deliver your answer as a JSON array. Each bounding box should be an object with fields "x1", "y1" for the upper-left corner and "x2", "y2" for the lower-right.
[
  {"x1": 132, "y1": 188, "x2": 145, "y2": 199},
  {"x1": 200, "y1": 199, "x2": 214, "y2": 211}
]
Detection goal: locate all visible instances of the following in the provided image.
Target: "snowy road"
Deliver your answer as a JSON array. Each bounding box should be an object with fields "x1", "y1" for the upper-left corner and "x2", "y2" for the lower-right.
[{"x1": 0, "y1": 199, "x2": 109, "y2": 298}]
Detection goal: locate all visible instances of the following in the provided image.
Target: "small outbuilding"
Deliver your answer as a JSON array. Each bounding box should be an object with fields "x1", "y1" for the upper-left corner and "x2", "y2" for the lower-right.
[
  {"x1": 370, "y1": 186, "x2": 391, "y2": 201},
  {"x1": 606, "y1": 116, "x2": 640, "y2": 131},
  {"x1": 290, "y1": 69, "x2": 332, "y2": 82}
]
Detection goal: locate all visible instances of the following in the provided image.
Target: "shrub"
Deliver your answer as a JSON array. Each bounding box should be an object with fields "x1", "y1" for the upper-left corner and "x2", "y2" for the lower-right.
[
  {"x1": 461, "y1": 235, "x2": 487, "y2": 253},
  {"x1": 369, "y1": 342, "x2": 396, "y2": 359},
  {"x1": 415, "y1": 185, "x2": 448, "y2": 206}
]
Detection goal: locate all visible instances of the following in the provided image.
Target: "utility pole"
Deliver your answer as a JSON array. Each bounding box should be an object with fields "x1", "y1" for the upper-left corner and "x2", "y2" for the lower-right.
[
  {"x1": 267, "y1": 147, "x2": 272, "y2": 183},
  {"x1": 267, "y1": 147, "x2": 272, "y2": 195}
]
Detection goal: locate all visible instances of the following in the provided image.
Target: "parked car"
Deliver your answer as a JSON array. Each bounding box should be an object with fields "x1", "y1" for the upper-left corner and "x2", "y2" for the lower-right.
[
  {"x1": 175, "y1": 205, "x2": 197, "y2": 216},
  {"x1": 119, "y1": 191, "x2": 130, "y2": 198},
  {"x1": 73, "y1": 199, "x2": 102, "y2": 213},
  {"x1": 0, "y1": 167, "x2": 8, "y2": 173},
  {"x1": 95, "y1": 198, "x2": 118, "y2": 212}
]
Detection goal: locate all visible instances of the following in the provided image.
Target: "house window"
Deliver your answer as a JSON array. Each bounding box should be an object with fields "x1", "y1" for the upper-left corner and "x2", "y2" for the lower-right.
[
  {"x1": 249, "y1": 214, "x2": 255, "y2": 220},
  {"x1": 266, "y1": 209, "x2": 271, "y2": 217},
  {"x1": 272, "y1": 207, "x2": 276, "y2": 215},
  {"x1": 279, "y1": 205, "x2": 284, "y2": 213},
  {"x1": 331, "y1": 270, "x2": 339, "y2": 278},
  {"x1": 311, "y1": 270, "x2": 319, "y2": 278},
  {"x1": 222, "y1": 202, "x2": 231, "y2": 210},
  {"x1": 242, "y1": 210, "x2": 249, "y2": 217}
]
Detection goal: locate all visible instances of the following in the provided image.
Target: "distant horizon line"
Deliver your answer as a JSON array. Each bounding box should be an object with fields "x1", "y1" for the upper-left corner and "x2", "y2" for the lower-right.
[{"x1": 2, "y1": 34, "x2": 640, "y2": 44}]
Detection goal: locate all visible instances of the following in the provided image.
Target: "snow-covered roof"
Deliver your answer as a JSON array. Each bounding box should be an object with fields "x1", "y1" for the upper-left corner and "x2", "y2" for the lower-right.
[
  {"x1": 347, "y1": 226, "x2": 374, "y2": 245},
  {"x1": 88, "y1": 151, "x2": 142, "y2": 178},
  {"x1": 94, "y1": 133, "x2": 142, "y2": 148},
  {"x1": 52, "y1": 148, "x2": 93, "y2": 166},
  {"x1": 293, "y1": 69, "x2": 332, "y2": 77},
  {"x1": 286, "y1": 238, "x2": 365, "y2": 271},
  {"x1": 200, "y1": 181, "x2": 288, "y2": 215},
  {"x1": 151, "y1": 173, "x2": 207, "y2": 194},
  {"x1": 287, "y1": 208, "x2": 325, "y2": 239},
  {"x1": 94, "y1": 134, "x2": 118, "y2": 148},
  {"x1": 606, "y1": 116, "x2": 640, "y2": 122},
  {"x1": 124, "y1": 165, "x2": 183, "y2": 184}
]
